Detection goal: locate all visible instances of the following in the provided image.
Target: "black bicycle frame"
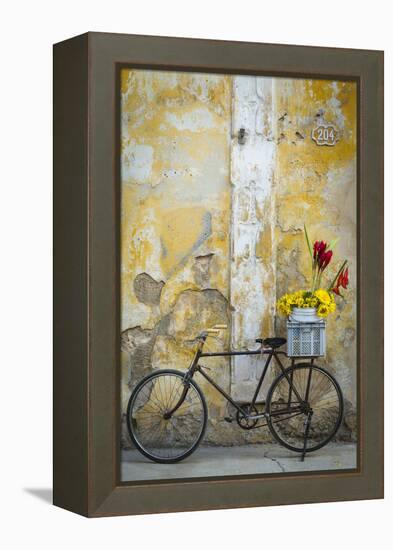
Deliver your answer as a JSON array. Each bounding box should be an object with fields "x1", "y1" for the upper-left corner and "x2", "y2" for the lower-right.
[
  {"x1": 177, "y1": 344, "x2": 306, "y2": 419},
  {"x1": 144, "y1": 338, "x2": 329, "y2": 463}
]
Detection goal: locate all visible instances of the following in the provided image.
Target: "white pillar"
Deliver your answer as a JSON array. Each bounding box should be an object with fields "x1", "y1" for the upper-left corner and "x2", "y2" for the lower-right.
[{"x1": 230, "y1": 76, "x2": 277, "y2": 401}]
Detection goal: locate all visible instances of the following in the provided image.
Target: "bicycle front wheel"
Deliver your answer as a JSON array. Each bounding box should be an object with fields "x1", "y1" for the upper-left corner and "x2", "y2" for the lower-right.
[
  {"x1": 127, "y1": 369, "x2": 207, "y2": 463},
  {"x1": 266, "y1": 364, "x2": 343, "y2": 453}
]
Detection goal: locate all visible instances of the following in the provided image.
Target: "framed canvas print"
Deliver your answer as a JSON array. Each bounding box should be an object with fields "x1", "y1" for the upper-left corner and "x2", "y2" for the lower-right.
[{"x1": 53, "y1": 32, "x2": 383, "y2": 517}]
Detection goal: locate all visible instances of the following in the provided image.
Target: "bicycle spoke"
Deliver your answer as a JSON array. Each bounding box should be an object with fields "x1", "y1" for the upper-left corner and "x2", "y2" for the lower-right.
[
  {"x1": 129, "y1": 372, "x2": 206, "y2": 461},
  {"x1": 139, "y1": 385, "x2": 164, "y2": 412},
  {"x1": 267, "y1": 365, "x2": 343, "y2": 453},
  {"x1": 166, "y1": 375, "x2": 178, "y2": 408}
]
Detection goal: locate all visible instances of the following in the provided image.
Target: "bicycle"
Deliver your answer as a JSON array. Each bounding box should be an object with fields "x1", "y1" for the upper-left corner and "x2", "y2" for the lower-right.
[{"x1": 126, "y1": 325, "x2": 344, "y2": 463}]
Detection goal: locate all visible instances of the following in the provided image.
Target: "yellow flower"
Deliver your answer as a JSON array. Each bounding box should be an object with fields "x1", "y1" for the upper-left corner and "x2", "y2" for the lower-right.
[
  {"x1": 317, "y1": 304, "x2": 329, "y2": 317},
  {"x1": 277, "y1": 295, "x2": 292, "y2": 316},
  {"x1": 328, "y1": 299, "x2": 336, "y2": 313},
  {"x1": 314, "y1": 289, "x2": 331, "y2": 305},
  {"x1": 287, "y1": 294, "x2": 298, "y2": 306},
  {"x1": 306, "y1": 297, "x2": 318, "y2": 308},
  {"x1": 277, "y1": 288, "x2": 337, "y2": 318}
]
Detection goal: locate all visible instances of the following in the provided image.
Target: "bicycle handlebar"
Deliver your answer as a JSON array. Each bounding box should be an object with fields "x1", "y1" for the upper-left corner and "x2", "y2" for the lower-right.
[{"x1": 199, "y1": 324, "x2": 228, "y2": 338}]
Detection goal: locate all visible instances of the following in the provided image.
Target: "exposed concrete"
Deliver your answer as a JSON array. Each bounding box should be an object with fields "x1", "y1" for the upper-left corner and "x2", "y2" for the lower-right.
[
  {"x1": 133, "y1": 272, "x2": 164, "y2": 305},
  {"x1": 192, "y1": 253, "x2": 214, "y2": 287},
  {"x1": 121, "y1": 326, "x2": 156, "y2": 386},
  {"x1": 121, "y1": 443, "x2": 357, "y2": 481},
  {"x1": 120, "y1": 325, "x2": 158, "y2": 448}
]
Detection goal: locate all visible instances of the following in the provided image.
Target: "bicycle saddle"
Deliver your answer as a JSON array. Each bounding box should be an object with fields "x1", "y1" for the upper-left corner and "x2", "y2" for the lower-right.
[{"x1": 255, "y1": 337, "x2": 286, "y2": 349}]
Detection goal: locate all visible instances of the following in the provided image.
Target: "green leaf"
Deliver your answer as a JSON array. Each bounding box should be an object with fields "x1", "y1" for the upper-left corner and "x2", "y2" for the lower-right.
[
  {"x1": 328, "y1": 260, "x2": 347, "y2": 291},
  {"x1": 327, "y1": 238, "x2": 340, "y2": 251},
  {"x1": 304, "y1": 224, "x2": 313, "y2": 259}
]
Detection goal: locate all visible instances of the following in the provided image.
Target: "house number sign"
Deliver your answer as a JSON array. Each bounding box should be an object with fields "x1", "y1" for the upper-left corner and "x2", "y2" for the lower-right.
[{"x1": 311, "y1": 124, "x2": 339, "y2": 146}]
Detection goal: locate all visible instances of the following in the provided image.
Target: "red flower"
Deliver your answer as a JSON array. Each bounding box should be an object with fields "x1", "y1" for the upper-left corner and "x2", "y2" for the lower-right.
[
  {"x1": 332, "y1": 267, "x2": 349, "y2": 296},
  {"x1": 313, "y1": 240, "x2": 327, "y2": 260},
  {"x1": 319, "y1": 249, "x2": 333, "y2": 271},
  {"x1": 313, "y1": 240, "x2": 332, "y2": 272},
  {"x1": 342, "y1": 267, "x2": 349, "y2": 289}
]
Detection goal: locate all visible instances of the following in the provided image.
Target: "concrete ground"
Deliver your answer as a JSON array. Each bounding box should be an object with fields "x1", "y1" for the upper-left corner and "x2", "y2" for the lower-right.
[{"x1": 121, "y1": 443, "x2": 357, "y2": 481}]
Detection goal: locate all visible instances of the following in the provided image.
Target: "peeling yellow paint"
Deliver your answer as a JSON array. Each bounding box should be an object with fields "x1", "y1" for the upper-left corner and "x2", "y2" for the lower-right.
[
  {"x1": 275, "y1": 78, "x2": 357, "y2": 405},
  {"x1": 120, "y1": 68, "x2": 232, "y2": 403}
]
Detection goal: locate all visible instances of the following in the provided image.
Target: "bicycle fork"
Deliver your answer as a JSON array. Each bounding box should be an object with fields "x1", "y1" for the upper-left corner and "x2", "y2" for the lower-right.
[
  {"x1": 162, "y1": 384, "x2": 189, "y2": 419},
  {"x1": 163, "y1": 345, "x2": 203, "y2": 419}
]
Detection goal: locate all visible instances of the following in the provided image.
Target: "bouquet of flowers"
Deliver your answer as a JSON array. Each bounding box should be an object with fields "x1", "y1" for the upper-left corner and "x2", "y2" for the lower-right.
[{"x1": 277, "y1": 226, "x2": 349, "y2": 319}]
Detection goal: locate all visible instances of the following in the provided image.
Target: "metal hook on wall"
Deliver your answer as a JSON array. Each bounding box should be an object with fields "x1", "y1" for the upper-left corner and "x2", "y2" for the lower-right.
[{"x1": 238, "y1": 127, "x2": 246, "y2": 145}]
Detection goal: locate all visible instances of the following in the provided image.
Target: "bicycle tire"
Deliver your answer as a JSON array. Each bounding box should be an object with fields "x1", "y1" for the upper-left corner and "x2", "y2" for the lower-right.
[
  {"x1": 266, "y1": 363, "x2": 344, "y2": 453},
  {"x1": 126, "y1": 369, "x2": 208, "y2": 464}
]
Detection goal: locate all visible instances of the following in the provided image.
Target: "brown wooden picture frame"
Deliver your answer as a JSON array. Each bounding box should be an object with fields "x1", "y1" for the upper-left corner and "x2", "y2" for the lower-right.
[{"x1": 53, "y1": 32, "x2": 384, "y2": 517}]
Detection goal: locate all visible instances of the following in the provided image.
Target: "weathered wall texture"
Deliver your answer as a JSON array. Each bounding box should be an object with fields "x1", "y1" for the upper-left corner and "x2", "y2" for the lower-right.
[
  {"x1": 120, "y1": 69, "x2": 357, "y2": 447},
  {"x1": 120, "y1": 69, "x2": 239, "y2": 447},
  {"x1": 230, "y1": 76, "x2": 277, "y2": 401},
  {"x1": 273, "y1": 78, "x2": 357, "y2": 439}
]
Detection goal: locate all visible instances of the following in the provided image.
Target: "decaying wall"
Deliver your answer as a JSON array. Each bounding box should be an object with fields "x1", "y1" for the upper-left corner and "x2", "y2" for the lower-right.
[
  {"x1": 120, "y1": 69, "x2": 357, "y2": 448},
  {"x1": 230, "y1": 76, "x2": 277, "y2": 402},
  {"x1": 120, "y1": 69, "x2": 241, "y2": 447},
  {"x1": 273, "y1": 78, "x2": 357, "y2": 439}
]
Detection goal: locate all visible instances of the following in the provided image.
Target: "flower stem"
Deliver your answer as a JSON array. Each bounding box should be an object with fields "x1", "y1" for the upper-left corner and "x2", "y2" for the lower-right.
[
  {"x1": 316, "y1": 270, "x2": 321, "y2": 290},
  {"x1": 328, "y1": 260, "x2": 348, "y2": 291},
  {"x1": 304, "y1": 224, "x2": 313, "y2": 259}
]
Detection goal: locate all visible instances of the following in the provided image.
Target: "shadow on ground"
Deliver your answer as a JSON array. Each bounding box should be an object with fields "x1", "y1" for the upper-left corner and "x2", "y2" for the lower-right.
[{"x1": 24, "y1": 488, "x2": 53, "y2": 504}]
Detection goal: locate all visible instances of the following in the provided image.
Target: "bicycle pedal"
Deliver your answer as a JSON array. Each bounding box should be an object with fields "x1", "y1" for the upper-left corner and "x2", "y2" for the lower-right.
[{"x1": 224, "y1": 416, "x2": 234, "y2": 423}]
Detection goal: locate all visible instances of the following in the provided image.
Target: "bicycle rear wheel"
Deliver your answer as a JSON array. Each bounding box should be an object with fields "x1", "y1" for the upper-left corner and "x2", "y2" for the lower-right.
[
  {"x1": 127, "y1": 369, "x2": 207, "y2": 463},
  {"x1": 266, "y1": 364, "x2": 343, "y2": 453}
]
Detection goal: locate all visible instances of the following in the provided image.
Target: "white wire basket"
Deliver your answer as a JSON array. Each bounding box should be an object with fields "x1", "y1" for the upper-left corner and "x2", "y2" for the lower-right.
[{"x1": 287, "y1": 319, "x2": 326, "y2": 357}]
